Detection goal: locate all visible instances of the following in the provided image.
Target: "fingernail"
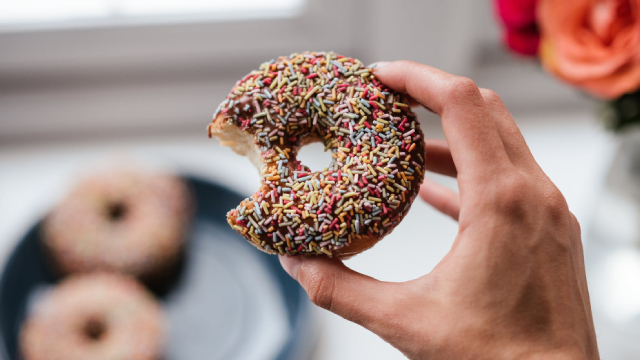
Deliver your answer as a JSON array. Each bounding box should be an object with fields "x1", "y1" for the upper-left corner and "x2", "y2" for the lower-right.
[
  {"x1": 368, "y1": 61, "x2": 389, "y2": 70},
  {"x1": 279, "y1": 255, "x2": 302, "y2": 280}
]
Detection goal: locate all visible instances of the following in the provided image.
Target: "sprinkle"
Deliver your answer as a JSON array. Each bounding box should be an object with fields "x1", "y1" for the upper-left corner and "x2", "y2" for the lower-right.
[{"x1": 304, "y1": 86, "x2": 320, "y2": 100}]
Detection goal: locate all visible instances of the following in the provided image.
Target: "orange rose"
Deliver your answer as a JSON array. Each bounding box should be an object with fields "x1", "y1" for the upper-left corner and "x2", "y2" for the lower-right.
[{"x1": 539, "y1": 0, "x2": 640, "y2": 99}]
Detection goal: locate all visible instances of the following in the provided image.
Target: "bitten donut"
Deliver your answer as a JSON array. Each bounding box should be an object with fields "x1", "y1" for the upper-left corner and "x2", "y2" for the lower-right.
[
  {"x1": 20, "y1": 273, "x2": 164, "y2": 360},
  {"x1": 208, "y1": 51, "x2": 425, "y2": 258},
  {"x1": 42, "y1": 169, "x2": 192, "y2": 282}
]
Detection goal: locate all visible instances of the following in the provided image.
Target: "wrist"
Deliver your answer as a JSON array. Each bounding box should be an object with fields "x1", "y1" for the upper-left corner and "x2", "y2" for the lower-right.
[
  {"x1": 507, "y1": 342, "x2": 597, "y2": 360},
  {"x1": 523, "y1": 350, "x2": 587, "y2": 360}
]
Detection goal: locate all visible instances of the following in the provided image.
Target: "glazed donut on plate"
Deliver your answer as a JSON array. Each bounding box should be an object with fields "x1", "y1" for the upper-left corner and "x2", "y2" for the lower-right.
[
  {"x1": 42, "y1": 169, "x2": 192, "y2": 282},
  {"x1": 208, "y1": 51, "x2": 425, "y2": 258},
  {"x1": 20, "y1": 273, "x2": 164, "y2": 360}
]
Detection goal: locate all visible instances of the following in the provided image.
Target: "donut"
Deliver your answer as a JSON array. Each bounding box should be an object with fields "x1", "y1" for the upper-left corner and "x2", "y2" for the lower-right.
[
  {"x1": 20, "y1": 273, "x2": 164, "y2": 360},
  {"x1": 42, "y1": 169, "x2": 192, "y2": 283},
  {"x1": 208, "y1": 51, "x2": 425, "y2": 258}
]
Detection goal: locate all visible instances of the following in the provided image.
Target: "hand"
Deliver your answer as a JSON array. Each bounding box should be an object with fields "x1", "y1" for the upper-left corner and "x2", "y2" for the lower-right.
[{"x1": 279, "y1": 61, "x2": 599, "y2": 360}]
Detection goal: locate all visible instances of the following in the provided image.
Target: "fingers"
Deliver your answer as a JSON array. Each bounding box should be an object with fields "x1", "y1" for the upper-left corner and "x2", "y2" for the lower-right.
[
  {"x1": 478, "y1": 89, "x2": 541, "y2": 174},
  {"x1": 374, "y1": 61, "x2": 511, "y2": 181},
  {"x1": 279, "y1": 255, "x2": 410, "y2": 335},
  {"x1": 407, "y1": 97, "x2": 435, "y2": 113},
  {"x1": 424, "y1": 139, "x2": 457, "y2": 177},
  {"x1": 420, "y1": 178, "x2": 460, "y2": 220}
]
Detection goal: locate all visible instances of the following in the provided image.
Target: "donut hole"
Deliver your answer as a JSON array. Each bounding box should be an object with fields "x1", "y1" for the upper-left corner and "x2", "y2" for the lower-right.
[
  {"x1": 296, "y1": 141, "x2": 332, "y2": 172},
  {"x1": 83, "y1": 317, "x2": 107, "y2": 341},
  {"x1": 106, "y1": 202, "x2": 128, "y2": 221}
]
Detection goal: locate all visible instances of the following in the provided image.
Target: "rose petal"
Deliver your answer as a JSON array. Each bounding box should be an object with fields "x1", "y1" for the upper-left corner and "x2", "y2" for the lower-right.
[
  {"x1": 506, "y1": 28, "x2": 541, "y2": 55},
  {"x1": 577, "y1": 63, "x2": 640, "y2": 98},
  {"x1": 496, "y1": 0, "x2": 538, "y2": 30}
]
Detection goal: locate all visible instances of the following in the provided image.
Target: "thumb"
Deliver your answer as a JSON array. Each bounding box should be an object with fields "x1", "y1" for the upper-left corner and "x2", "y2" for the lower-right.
[{"x1": 279, "y1": 255, "x2": 410, "y2": 333}]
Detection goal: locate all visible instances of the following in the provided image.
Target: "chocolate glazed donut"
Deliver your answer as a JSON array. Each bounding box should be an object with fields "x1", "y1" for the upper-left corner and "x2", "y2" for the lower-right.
[{"x1": 208, "y1": 52, "x2": 425, "y2": 258}]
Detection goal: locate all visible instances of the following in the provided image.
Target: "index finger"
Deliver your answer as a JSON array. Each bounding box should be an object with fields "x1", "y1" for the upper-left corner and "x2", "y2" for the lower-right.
[{"x1": 373, "y1": 61, "x2": 511, "y2": 180}]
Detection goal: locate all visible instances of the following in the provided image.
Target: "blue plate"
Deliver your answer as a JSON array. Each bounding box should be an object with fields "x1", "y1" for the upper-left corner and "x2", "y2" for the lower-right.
[{"x1": 0, "y1": 177, "x2": 314, "y2": 360}]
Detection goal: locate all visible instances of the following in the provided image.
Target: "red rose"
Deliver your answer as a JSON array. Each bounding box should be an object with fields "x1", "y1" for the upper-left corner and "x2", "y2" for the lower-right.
[{"x1": 495, "y1": 0, "x2": 541, "y2": 56}]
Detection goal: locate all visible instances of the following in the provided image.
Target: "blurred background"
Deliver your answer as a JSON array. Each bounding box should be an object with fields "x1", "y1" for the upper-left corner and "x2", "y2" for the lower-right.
[{"x1": 0, "y1": 0, "x2": 636, "y2": 359}]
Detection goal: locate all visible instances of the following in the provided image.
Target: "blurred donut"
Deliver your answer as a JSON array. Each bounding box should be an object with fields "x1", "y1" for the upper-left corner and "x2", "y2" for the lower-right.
[
  {"x1": 20, "y1": 273, "x2": 164, "y2": 360},
  {"x1": 42, "y1": 169, "x2": 192, "y2": 283}
]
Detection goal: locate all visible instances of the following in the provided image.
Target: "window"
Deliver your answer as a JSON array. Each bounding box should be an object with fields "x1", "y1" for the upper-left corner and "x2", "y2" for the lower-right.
[{"x1": 0, "y1": 0, "x2": 305, "y2": 29}]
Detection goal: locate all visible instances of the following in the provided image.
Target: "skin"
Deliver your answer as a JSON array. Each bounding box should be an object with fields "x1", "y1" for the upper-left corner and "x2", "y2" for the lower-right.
[{"x1": 279, "y1": 61, "x2": 599, "y2": 360}]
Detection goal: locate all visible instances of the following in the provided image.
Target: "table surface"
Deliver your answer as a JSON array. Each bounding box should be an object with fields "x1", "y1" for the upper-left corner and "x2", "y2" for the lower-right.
[{"x1": 0, "y1": 110, "x2": 615, "y2": 360}]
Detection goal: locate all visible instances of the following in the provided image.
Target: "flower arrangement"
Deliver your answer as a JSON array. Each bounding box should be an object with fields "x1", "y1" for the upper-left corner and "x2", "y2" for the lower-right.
[{"x1": 494, "y1": 0, "x2": 640, "y2": 131}]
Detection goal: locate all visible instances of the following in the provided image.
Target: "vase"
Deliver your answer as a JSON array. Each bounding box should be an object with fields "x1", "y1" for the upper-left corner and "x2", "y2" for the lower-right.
[{"x1": 587, "y1": 129, "x2": 640, "y2": 359}]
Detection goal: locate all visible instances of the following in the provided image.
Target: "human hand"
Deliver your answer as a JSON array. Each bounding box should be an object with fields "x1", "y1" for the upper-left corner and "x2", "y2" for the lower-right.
[{"x1": 279, "y1": 61, "x2": 599, "y2": 360}]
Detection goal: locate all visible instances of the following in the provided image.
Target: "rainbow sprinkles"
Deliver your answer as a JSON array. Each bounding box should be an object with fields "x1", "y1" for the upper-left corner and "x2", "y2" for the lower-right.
[{"x1": 208, "y1": 51, "x2": 425, "y2": 258}]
